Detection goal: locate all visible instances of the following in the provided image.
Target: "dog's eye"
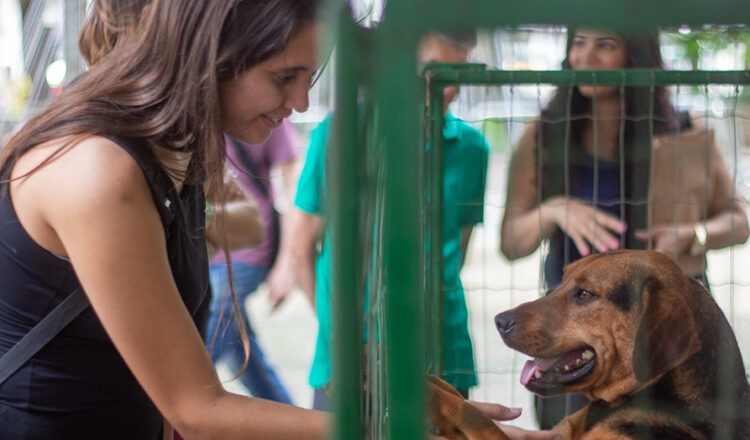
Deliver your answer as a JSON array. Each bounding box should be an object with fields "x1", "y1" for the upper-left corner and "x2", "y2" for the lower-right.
[{"x1": 573, "y1": 289, "x2": 595, "y2": 303}]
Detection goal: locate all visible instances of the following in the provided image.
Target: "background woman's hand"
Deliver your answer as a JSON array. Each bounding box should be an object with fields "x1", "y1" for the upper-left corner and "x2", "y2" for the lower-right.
[
  {"x1": 266, "y1": 256, "x2": 296, "y2": 311},
  {"x1": 634, "y1": 224, "x2": 694, "y2": 256},
  {"x1": 542, "y1": 195, "x2": 626, "y2": 256}
]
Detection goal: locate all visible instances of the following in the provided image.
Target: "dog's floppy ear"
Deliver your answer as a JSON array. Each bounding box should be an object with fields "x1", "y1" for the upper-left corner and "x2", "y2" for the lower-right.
[{"x1": 632, "y1": 277, "x2": 701, "y2": 383}]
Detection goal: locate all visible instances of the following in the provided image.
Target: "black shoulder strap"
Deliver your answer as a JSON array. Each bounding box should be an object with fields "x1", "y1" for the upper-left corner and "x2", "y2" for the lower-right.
[{"x1": 0, "y1": 287, "x2": 89, "y2": 387}]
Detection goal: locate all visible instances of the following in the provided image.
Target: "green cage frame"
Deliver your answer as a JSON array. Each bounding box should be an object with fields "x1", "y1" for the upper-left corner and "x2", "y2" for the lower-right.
[{"x1": 327, "y1": 1, "x2": 750, "y2": 439}]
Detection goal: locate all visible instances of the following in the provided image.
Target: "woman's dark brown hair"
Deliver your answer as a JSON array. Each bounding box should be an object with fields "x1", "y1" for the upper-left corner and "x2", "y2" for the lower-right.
[
  {"x1": 77, "y1": 0, "x2": 150, "y2": 66},
  {"x1": 1, "y1": 0, "x2": 319, "y2": 185}
]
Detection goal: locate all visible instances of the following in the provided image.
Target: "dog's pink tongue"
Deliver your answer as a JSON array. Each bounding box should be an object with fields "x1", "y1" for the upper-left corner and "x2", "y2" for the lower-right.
[{"x1": 520, "y1": 357, "x2": 561, "y2": 386}]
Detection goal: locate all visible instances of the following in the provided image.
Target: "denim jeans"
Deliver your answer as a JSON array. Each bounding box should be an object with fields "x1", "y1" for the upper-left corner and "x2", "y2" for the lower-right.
[
  {"x1": 312, "y1": 387, "x2": 331, "y2": 411},
  {"x1": 205, "y1": 263, "x2": 293, "y2": 404}
]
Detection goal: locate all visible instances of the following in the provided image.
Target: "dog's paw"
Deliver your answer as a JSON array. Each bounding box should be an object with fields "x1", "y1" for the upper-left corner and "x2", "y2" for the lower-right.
[{"x1": 426, "y1": 375, "x2": 510, "y2": 440}]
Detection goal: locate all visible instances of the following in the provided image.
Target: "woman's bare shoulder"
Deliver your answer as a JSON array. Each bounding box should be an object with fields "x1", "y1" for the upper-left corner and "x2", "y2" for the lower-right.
[
  {"x1": 9, "y1": 135, "x2": 154, "y2": 257},
  {"x1": 13, "y1": 135, "x2": 146, "y2": 196},
  {"x1": 509, "y1": 118, "x2": 540, "y2": 163}
]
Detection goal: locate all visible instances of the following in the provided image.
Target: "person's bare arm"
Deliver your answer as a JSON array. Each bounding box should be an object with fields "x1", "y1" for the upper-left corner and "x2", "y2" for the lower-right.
[
  {"x1": 290, "y1": 208, "x2": 324, "y2": 307},
  {"x1": 500, "y1": 123, "x2": 624, "y2": 260},
  {"x1": 18, "y1": 137, "x2": 328, "y2": 440},
  {"x1": 267, "y1": 159, "x2": 301, "y2": 309},
  {"x1": 500, "y1": 123, "x2": 560, "y2": 260},
  {"x1": 636, "y1": 138, "x2": 750, "y2": 255},
  {"x1": 702, "y1": 139, "x2": 749, "y2": 249}
]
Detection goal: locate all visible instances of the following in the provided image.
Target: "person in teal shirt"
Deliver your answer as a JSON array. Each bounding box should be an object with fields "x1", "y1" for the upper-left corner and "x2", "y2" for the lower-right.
[{"x1": 291, "y1": 31, "x2": 489, "y2": 409}]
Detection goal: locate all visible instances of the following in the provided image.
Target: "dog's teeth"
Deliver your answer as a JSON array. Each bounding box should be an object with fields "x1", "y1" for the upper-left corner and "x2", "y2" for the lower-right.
[
  {"x1": 582, "y1": 350, "x2": 594, "y2": 360},
  {"x1": 575, "y1": 358, "x2": 582, "y2": 365},
  {"x1": 564, "y1": 365, "x2": 570, "y2": 371},
  {"x1": 534, "y1": 371, "x2": 542, "y2": 379}
]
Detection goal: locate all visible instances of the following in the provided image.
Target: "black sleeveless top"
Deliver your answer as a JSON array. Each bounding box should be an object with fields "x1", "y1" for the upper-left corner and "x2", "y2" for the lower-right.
[{"x1": 0, "y1": 136, "x2": 209, "y2": 439}]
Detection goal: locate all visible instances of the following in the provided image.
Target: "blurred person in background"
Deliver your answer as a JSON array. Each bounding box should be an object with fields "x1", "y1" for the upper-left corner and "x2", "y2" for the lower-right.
[
  {"x1": 292, "y1": 30, "x2": 490, "y2": 410},
  {"x1": 205, "y1": 122, "x2": 300, "y2": 404}
]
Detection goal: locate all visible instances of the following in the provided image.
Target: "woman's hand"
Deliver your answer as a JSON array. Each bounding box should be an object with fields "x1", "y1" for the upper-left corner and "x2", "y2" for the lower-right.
[
  {"x1": 428, "y1": 402, "x2": 560, "y2": 440},
  {"x1": 634, "y1": 224, "x2": 694, "y2": 256},
  {"x1": 543, "y1": 196, "x2": 626, "y2": 256},
  {"x1": 468, "y1": 402, "x2": 560, "y2": 440},
  {"x1": 424, "y1": 374, "x2": 560, "y2": 440},
  {"x1": 497, "y1": 423, "x2": 562, "y2": 440},
  {"x1": 266, "y1": 255, "x2": 296, "y2": 311}
]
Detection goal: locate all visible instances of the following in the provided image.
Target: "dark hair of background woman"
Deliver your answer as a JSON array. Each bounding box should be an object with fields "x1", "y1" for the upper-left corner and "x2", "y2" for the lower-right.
[
  {"x1": 541, "y1": 28, "x2": 681, "y2": 149},
  {"x1": 538, "y1": 28, "x2": 689, "y2": 244}
]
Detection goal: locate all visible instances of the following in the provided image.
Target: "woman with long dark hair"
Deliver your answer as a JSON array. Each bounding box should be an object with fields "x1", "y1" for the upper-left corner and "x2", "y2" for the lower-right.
[
  {"x1": 500, "y1": 28, "x2": 749, "y2": 428},
  {"x1": 502, "y1": 27, "x2": 748, "y2": 286}
]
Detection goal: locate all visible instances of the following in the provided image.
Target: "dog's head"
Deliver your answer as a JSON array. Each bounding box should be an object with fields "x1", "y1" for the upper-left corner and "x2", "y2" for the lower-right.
[{"x1": 495, "y1": 250, "x2": 701, "y2": 403}]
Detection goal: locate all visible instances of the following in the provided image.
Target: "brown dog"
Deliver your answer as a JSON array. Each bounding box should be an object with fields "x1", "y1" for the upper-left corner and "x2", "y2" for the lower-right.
[{"x1": 495, "y1": 250, "x2": 750, "y2": 439}]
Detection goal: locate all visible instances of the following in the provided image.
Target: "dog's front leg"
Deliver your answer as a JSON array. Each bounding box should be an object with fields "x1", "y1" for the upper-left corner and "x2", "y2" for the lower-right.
[
  {"x1": 557, "y1": 409, "x2": 633, "y2": 440},
  {"x1": 427, "y1": 375, "x2": 510, "y2": 440},
  {"x1": 553, "y1": 408, "x2": 587, "y2": 440}
]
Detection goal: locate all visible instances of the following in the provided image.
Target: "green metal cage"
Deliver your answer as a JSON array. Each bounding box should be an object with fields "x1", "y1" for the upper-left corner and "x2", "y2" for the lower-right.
[{"x1": 326, "y1": 1, "x2": 750, "y2": 439}]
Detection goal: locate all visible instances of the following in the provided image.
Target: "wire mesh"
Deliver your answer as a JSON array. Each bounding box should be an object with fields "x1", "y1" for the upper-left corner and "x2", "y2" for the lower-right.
[{"x1": 432, "y1": 64, "x2": 750, "y2": 431}]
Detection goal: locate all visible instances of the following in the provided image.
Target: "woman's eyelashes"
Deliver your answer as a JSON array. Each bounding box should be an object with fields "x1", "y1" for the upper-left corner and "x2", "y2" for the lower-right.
[
  {"x1": 572, "y1": 38, "x2": 587, "y2": 49},
  {"x1": 275, "y1": 72, "x2": 297, "y2": 85},
  {"x1": 572, "y1": 38, "x2": 619, "y2": 52},
  {"x1": 274, "y1": 71, "x2": 317, "y2": 89},
  {"x1": 597, "y1": 40, "x2": 618, "y2": 51}
]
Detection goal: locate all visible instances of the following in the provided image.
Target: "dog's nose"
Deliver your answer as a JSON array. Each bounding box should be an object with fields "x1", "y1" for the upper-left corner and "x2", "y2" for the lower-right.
[{"x1": 494, "y1": 312, "x2": 516, "y2": 335}]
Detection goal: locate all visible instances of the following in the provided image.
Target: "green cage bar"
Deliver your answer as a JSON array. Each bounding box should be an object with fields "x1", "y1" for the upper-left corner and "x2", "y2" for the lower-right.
[
  {"x1": 425, "y1": 67, "x2": 750, "y2": 86},
  {"x1": 374, "y1": 9, "x2": 426, "y2": 440},
  {"x1": 328, "y1": 1, "x2": 750, "y2": 439},
  {"x1": 426, "y1": 81, "x2": 444, "y2": 376},
  {"x1": 330, "y1": 5, "x2": 364, "y2": 440},
  {"x1": 399, "y1": 0, "x2": 750, "y2": 32}
]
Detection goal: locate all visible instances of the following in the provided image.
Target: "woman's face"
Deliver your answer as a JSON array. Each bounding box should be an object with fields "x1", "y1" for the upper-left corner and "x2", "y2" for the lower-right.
[
  {"x1": 568, "y1": 29, "x2": 628, "y2": 99},
  {"x1": 219, "y1": 23, "x2": 319, "y2": 145}
]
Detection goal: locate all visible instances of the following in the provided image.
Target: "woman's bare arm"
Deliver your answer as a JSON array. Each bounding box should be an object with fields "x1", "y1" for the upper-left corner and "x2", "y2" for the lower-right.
[
  {"x1": 290, "y1": 208, "x2": 324, "y2": 307},
  {"x1": 267, "y1": 159, "x2": 302, "y2": 309},
  {"x1": 501, "y1": 123, "x2": 625, "y2": 260},
  {"x1": 500, "y1": 123, "x2": 559, "y2": 260},
  {"x1": 705, "y1": 140, "x2": 750, "y2": 249},
  {"x1": 13, "y1": 137, "x2": 328, "y2": 440}
]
